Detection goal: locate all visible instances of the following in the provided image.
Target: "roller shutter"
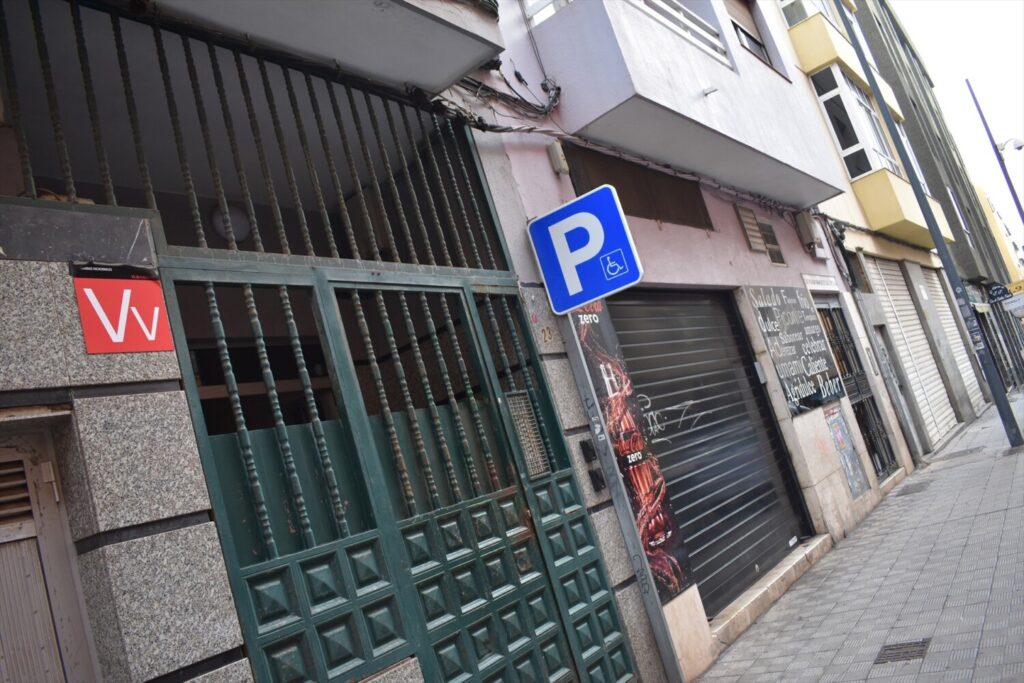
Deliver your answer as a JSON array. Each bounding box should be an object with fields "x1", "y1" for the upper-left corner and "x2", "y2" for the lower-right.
[
  {"x1": 864, "y1": 257, "x2": 958, "y2": 445},
  {"x1": 922, "y1": 268, "x2": 986, "y2": 415},
  {"x1": 607, "y1": 291, "x2": 808, "y2": 618}
]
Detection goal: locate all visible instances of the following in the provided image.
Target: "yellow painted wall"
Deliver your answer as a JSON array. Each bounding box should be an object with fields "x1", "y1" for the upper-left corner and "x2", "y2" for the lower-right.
[{"x1": 975, "y1": 183, "x2": 1023, "y2": 282}]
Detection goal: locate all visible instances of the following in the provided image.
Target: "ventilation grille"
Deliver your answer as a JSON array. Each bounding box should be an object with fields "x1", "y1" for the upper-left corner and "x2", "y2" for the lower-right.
[
  {"x1": 875, "y1": 638, "x2": 931, "y2": 664},
  {"x1": 507, "y1": 392, "x2": 551, "y2": 479},
  {"x1": 0, "y1": 461, "x2": 32, "y2": 527}
]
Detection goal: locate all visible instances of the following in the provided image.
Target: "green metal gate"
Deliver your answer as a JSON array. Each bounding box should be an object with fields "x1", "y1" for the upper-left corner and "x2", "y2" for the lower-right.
[
  {"x1": 164, "y1": 266, "x2": 633, "y2": 682},
  {"x1": 0, "y1": 3, "x2": 636, "y2": 675}
]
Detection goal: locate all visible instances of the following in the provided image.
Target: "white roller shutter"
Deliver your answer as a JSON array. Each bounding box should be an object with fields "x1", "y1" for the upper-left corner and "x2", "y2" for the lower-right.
[
  {"x1": 864, "y1": 257, "x2": 958, "y2": 445},
  {"x1": 922, "y1": 268, "x2": 986, "y2": 415}
]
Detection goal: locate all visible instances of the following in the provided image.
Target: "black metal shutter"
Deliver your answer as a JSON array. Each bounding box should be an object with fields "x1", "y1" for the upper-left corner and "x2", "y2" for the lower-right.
[{"x1": 607, "y1": 291, "x2": 808, "y2": 617}]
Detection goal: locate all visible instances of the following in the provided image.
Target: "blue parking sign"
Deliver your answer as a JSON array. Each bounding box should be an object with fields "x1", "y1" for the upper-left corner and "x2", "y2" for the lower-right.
[{"x1": 528, "y1": 185, "x2": 643, "y2": 315}]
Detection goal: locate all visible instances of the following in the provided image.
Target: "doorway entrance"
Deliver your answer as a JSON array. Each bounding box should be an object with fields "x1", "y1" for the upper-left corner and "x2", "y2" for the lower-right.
[
  {"x1": 606, "y1": 290, "x2": 810, "y2": 618},
  {"x1": 167, "y1": 268, "x2": 634, "y2": 682},
  {"x1": 0, "y1": 432, "x2": 96, "y2": 681},
  {"x1": 815, "y1": 300, "x2": 899, "y2": 480}
]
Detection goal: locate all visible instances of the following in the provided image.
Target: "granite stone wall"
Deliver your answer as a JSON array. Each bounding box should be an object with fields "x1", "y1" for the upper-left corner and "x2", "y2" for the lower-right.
[{"x1": 0, "y1": 204, "x2": 250, "y2": 682}]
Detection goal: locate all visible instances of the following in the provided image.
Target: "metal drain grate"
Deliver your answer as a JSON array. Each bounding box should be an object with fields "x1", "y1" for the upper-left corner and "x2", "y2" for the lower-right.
[
  {"x1": 874, "y1": 638, "x2": 930, "y2": 664},
  {"x1": 506, "y1": 391, "x2": 551, "y2": 479},
  {"x1": 895, "y1": 481, "x2": 931, "y2": 497}
]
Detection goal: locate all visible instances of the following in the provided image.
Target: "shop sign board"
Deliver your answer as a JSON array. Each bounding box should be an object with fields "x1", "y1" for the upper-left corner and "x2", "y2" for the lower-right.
[
  {"x1": 1002, "y1": 293, "x2": 1024, "y2": 318},
  {"x1": 71, "y1": 264, "x2": 174, "y2": 354},
  {"x1": 748, "y1": 285, "x2": 845, "y2": 414},
  {"x1": 987, "y1": 282, "x2": 1013, "y2": 303},
  {"x1": 529, "y1": 185, "x2": 643, "y2": 314}
]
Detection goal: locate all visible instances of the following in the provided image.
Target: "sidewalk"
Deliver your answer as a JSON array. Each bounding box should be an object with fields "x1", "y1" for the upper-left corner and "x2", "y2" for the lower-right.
[{"x1": 697, "y1": 396, "x2": 1024, "y2": 682}]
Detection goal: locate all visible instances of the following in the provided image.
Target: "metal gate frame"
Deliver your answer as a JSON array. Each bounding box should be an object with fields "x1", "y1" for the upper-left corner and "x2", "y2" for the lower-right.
[{"x1": 161, "y1": 252, "x2": 634, "y2": 681}]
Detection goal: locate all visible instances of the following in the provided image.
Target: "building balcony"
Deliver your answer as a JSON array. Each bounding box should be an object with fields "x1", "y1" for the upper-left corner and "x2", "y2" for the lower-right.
[
  {"x1": 852, "y1": 168, "x2": 954, "y2": 248},
  {"x1": 157, "y1": 0, "x2": 503, "y2": 94},
  {"x1": 787, "y1": 11, "x2": 903, "y2": 120},
  {"x1": 530, "y1": 0, "x2": 843, "y2": 208}
]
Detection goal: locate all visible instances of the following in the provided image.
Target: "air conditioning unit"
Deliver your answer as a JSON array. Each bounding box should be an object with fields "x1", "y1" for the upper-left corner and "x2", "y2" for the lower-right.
[{"x1": 796, "y1": 211, "x2": 828, "y2": 260}]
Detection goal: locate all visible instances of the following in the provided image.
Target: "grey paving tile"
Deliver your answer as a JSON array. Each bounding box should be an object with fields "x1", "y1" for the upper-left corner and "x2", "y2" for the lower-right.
[{"x1": 698, "y1": 395, "x2": 1024, "y2": 683}]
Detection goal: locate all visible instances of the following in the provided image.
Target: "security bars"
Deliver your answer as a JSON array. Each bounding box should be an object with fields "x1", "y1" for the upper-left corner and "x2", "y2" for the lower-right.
[{"x1": 0, "y1": 0, "x2": 505, "y2": 268}]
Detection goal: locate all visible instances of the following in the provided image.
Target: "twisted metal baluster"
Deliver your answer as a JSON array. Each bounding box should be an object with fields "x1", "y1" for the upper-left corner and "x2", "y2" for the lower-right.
[
  {"x1": 0, "y1": 0, "x2": 35, "y2": 197},
  {"x1": 385, "y1": 102, "x2": 496, "y2": 495},
  {"x1": 69, "y1": 0, "x2": 113, "y2": 205},
  {"x1": 415, "y1": 111, "x2": 463, "y2": 267},
  {"x1": 443, "y1": 118, "x2": 501, "y2": 269},
  {"x1": 341, "y1": 87, "x2": 442, "y2": 510},
  {"x1": 185, "y1": 36, "x2": 315, "y2": 548},
  {"x1": 207, "y1": 45, "x2": 261, "y2": 251},
  {"x1": 397, "y1": 103, "x2": 451, "y2": 266},
  {"x1": 343, "y1": 85, "x2": 401, "y2": 261},
  {"x1": 156, "y1": 28, "x2": 277, "y2": 554},
  {"x1": 206, "y1": 284, "x2": 277, "y2": 558},
  {"x1": 153, "y1": 25, "x2": 203, "y2": 246},
  {"x1": 365, "y1": 98, "x2": 462, "y2": 502},
  {"x1": 322, "y1": 82, "x2": 418, "y2": 516},
  {"x1": 258, "y1": 58, "x2": 315, "y2": 256},
  {"x1": 69, "y1": 0, "x2": 113, "y2": 204},
  {"x1": 29, "y1": 0, "x2": 74, "y2": 200},
  {"x1": 283, "y1": 68, "x2": 338, "y2": 258},
  {"x1": 111, "y1": 15, "x2": 153, "y2": 209},
  {"x1": 211, "y1": 47, "x2": 349, "y2": 537},
  {"x1": 235, "y1": 52, "x2": 289, "y2": 253},
  {"x1": 305, "y1": 74, "x2": 359, "y2": 260}
]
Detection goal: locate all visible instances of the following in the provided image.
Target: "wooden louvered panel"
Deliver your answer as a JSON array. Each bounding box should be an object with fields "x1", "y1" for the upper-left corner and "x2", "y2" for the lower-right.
[
  {"x1": 0, "y1": 460, "x2": 35, "y2": 542},
  {"x1": 735, "y1": 205, "x2": 766, "y2": 252}
]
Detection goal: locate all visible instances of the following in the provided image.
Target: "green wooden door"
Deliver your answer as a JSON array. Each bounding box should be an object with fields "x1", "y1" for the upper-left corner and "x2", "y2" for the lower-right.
[{"x1": 165, "y1": 266, "x2": 634, "y2": 682}]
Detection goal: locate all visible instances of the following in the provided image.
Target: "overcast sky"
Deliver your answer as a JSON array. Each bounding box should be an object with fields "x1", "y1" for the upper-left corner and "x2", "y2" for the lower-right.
[{"x1": 890, "y1": 0, "x2": 1024, "y2": 252}]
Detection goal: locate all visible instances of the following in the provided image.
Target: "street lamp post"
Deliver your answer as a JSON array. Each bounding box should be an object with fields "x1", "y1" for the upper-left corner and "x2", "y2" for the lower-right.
[{"x1": 969, "y1": 80, "x2": 1024, "y2": 233}]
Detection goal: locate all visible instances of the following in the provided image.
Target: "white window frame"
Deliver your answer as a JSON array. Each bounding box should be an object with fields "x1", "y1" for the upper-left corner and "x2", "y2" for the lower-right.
[
  {"x1": 812, "y1": 64, "x2": 903, "y2": 181},
  {"x1": 780, "y1": 0, "x2": 837, "y2": 27},
  {"x1": 947, "y1": 185, "x2": 975, "y2": 249},
  {"x1": 840, "y1": 3, "x2": 878, "y2": 70},
  {"x1": 896, "y1": 122, "x2": 930, "y2": 195},
  {"x1": 845, "y1": 72, "x2": 901, "y2": 175}
]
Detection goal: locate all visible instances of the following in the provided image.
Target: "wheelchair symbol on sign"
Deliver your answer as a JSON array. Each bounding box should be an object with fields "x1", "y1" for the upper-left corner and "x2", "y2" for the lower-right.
[{"x1": 601, "y1": 249, "x2": 629, "y2": 280}]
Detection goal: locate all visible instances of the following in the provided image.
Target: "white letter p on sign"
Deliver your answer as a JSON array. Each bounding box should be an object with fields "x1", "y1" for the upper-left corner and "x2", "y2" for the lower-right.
[{"x1": 549, "y1": 212, "x2": 604, "y2": 295}]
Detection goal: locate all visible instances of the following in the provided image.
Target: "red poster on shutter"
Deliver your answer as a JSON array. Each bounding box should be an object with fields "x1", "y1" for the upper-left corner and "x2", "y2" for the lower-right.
[{"x1": 73, "y1": 277, "x2": 174, "y2": 354}]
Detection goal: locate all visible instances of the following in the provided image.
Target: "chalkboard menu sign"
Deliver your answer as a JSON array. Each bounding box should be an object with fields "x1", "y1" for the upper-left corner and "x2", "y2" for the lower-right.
[{"x1": 748, "y1": 285, "x2": 845, "y2": 414}]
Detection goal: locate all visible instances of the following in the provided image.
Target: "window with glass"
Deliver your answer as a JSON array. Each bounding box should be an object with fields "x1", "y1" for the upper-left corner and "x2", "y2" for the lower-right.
[
  {"x1": 896, "y1": 122, "x2": 930, "y2": 194},
  {"x1": 780, "y1": 0, "x2": 836, "y2": 27},
  {"x1": 811, "y1": 64, "x2": 903, "y2": 180},
  {"x1": 727, "y1": 0, "x2": 772, "y2": 65}
]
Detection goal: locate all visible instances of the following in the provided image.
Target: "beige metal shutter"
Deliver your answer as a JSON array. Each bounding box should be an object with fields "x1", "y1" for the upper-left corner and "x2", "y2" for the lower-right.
[
  {"x1": 864, "y1": 257, "x2": 958, "y2": 445},
  {"x1": 922, "y1": 268, "x2": 986, "y2": 415}
]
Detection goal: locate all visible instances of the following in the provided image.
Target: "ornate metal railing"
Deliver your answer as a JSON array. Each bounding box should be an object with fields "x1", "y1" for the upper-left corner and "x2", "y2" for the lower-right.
[{"x1": 0, "y1": 0, "x2": 506, "y2": 268}]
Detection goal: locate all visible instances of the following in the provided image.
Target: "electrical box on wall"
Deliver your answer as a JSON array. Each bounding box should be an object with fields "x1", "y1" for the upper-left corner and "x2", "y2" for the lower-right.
[
  {"x1": 796, "y1": 212, "x2": 828, "y2": 260},
  {"x1": 547, "y1": 140, "x2": 570, "y2": 175}
]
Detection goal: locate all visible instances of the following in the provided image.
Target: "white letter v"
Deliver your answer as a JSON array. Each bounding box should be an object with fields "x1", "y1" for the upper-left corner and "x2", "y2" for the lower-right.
[{"x1": 84, "y1": 288, "x2": 131, "y2": 343}]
